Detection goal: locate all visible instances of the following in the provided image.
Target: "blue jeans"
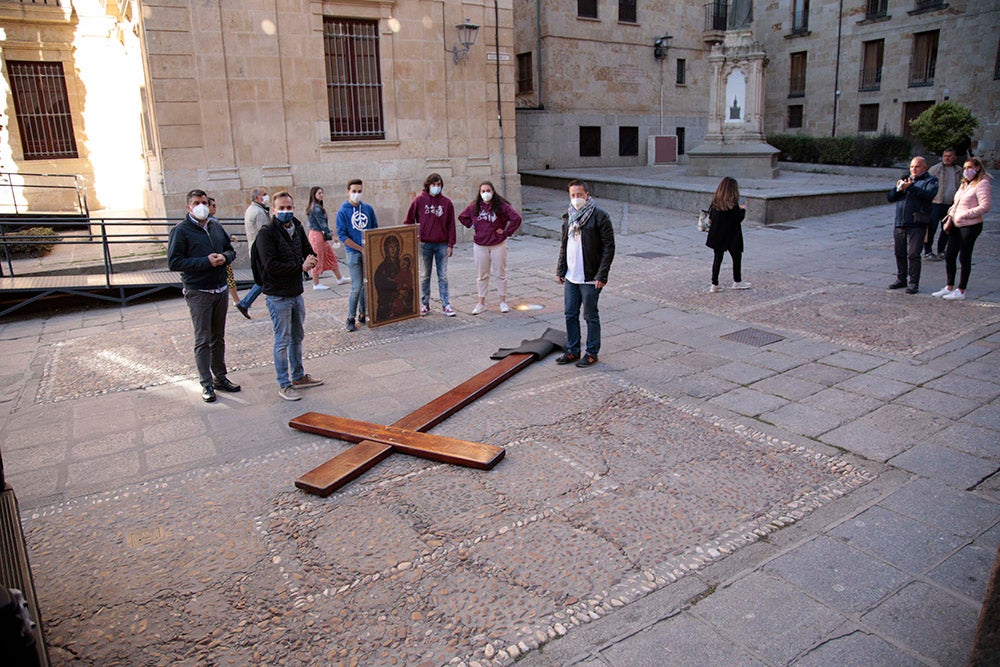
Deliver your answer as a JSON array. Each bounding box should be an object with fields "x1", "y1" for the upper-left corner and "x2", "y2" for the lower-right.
[
  {"x1": 564, "y1": 281, "x2": 601, "y2": 358},
  {"x1": 238, "y1": 283, "x2": 262, "y2": 310},
  {"x1": 345, "y1": 252, "x2": 366, "y2": 320},
  {"x1": 420, "y1": 242, "x2": 450, "y2": 308},
  {"x1": 265, "y1": 294, "x2": 305, "y2": 388}
]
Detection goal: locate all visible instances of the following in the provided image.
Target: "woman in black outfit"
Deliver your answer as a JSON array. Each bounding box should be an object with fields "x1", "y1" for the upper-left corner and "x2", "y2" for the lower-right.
[{"x1": 705, "y1": 176, "x2": 750, "y2": 292}]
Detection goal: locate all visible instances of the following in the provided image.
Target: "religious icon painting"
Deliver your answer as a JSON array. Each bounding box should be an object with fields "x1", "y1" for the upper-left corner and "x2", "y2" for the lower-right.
[{"x1": 362, "y1": 225, "x2": 420, "y2": 327}]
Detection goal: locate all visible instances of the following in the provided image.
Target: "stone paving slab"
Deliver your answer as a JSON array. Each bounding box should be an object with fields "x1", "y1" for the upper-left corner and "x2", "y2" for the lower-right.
[{"x1": 22, "y1": 376, "x2": 874, "y2": 665}]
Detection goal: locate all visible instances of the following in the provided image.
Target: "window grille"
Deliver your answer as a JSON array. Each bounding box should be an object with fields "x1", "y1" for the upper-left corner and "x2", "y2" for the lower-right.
[
  {"x1": 323, "y1": 18, "x2": 385, "y2": 141},
  {"x1": 7, "y1": 60, "x2": 78, "y2": 160}
]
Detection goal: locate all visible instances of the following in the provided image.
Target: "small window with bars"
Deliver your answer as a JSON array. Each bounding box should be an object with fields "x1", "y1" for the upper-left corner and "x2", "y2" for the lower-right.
[
  {"x1": 787, "y1": 105, "x2": 804, "y2": 129},
  {"x1": 858, "y1": 104, "x2": 879, "y2": 132},
  {"x1": 578, "y1": 0, "x2": 598, "y2": 19},
  {"x1": 7, "y1": 60, "x2": 78, "y2": 160},
  {"x1": 676, "y1": 58, "x2": 686, "y2": 85},
  {"x1": 323, "y1": 17, "x2": 385, "y2": 141}
]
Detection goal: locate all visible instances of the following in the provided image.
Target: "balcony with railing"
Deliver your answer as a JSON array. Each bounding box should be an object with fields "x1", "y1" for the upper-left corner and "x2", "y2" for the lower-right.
[
  {"x1": 864, "y1": 0, "x2": 888, "y2": 20},
  {"x1": 909, "y1": 60, "x2": 936, "y2": 87},
  {"x1": 859, "y1": 67, "x2": 882, "y2": 92},
  {"x1": 703, "y1": 1, "x2": 728, "y2": 43},
  {"x1": 790, "y1": 10, "x2": 809, "y2": 35}
]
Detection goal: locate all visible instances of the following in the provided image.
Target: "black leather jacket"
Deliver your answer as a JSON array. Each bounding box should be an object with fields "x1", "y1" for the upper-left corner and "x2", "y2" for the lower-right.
[{"x1": 557, "y1": 206, "x2": 615, "y2": 284}]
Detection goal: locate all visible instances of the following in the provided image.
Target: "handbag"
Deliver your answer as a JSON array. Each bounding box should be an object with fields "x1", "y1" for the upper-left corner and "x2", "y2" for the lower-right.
[
  {"x1": 941, "y1": 214, "x2": 954, "y2": 232},
  {"x1": 697, "y1": 209, "x2": 711, "y2": 232}
]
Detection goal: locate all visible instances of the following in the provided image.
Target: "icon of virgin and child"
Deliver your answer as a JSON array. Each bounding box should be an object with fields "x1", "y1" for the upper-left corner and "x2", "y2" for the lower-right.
[{"x1": 373, "y1": 233, "x2": 415, "y2": 321}]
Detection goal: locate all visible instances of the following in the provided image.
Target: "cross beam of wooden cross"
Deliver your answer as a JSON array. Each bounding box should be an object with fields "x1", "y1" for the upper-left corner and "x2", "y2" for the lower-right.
[{"x1": 292, "y1": 329, "x2": 565, "y2": 496}]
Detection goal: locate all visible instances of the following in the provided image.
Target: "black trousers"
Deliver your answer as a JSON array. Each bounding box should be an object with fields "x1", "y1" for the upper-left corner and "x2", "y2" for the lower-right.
[
  {"x1": 712, "y1": 248, "x2": 742, "y2": 285},
  {"x1": 893, "y1": 227, "x2": 923, "y2": 288},
  {"x1": 945, "y1": 223, "x2": 983, "y2": 291}
]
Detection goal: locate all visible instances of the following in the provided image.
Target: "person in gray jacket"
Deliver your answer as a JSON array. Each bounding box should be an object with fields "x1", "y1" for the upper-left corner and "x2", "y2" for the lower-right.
[
  {"x1": 925, "y1": 148, "x2": 961, "y2": 260},
  {"x1": 886, "y1": 157, "x2": 938, "y2": 294}
]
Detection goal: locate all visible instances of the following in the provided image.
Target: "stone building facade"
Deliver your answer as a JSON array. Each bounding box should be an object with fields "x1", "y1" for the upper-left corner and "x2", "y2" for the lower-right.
[
  {"x1": 1, "y1": 0, "x2": 520, "y2": 222},
  {"x1": 757, "y1": 0, "x2": 1000, "y2": 160},
  {"x1": 513, "y1": 0, "x2": 715, "y2": 170},
  {"x1": 514, "y1": 1, "x2": 1000, "y2": 170}
]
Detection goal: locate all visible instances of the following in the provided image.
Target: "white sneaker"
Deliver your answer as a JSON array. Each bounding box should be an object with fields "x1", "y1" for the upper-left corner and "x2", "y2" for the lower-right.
[
  {"x1": 943, "y1": 290, "x2": 966, "y2": 301},
  {"x1": 337, "y1": 276, "x2": 350, "y2": 284},
  {"x1": 420, "y1": 304, "x2": 430, "y2": 316},
  {"x1": 931, "y1": 286, "x2": 953, "y2": 298},
  {"x1": 278, "y1": 385, "x2": 301, "y2": 401},
  {"x1": 442, "y1": 304, "x2": 456, "y2": 317},
  {"x1": 731, "y1": 281, "x2": 751, "y2": 289},
  {"x1": 709, "y1": 284, "x2": 723, "y2": 293},
  {"x1": 472, "y1": 303, "x2": 486, "y2": 315},
  {"x1": 312, "y1": 283, "x2": 330, "y2": 291},
  {"x1": 499, "y1": 301, "x2": 510, "y2": 313}
]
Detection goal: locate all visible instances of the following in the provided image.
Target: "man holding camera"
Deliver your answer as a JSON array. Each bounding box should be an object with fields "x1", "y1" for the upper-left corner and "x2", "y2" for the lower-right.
[{"x1": 887, "y1": 157, "x2": 938, "y2": 294}]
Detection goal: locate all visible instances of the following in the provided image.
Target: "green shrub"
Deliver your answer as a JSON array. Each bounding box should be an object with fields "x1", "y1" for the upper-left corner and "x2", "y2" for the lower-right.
[
  {"x1": 770, "y1": 133, "x2": 910, "y2": 167},
  {"x1": 908, "y1": 102, "x2": 978, "y2": 156},
  {"x1": 2, "y1": 226, "x2": 58, "y2": 257}
]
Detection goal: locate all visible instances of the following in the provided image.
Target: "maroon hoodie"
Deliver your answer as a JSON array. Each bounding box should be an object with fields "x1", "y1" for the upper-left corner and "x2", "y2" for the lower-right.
[{"x1": 404, "y1": 191, "x2": 456, "y2": 247}]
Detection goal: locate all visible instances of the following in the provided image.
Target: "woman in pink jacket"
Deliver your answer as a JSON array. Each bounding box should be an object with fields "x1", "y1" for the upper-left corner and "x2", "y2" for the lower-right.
[
  {"x1": 932, "y1": 156, "x2": 993, "y2": 301},
  {"x1": 459, "y1": 181, "x2": 522, "y2": 314}
]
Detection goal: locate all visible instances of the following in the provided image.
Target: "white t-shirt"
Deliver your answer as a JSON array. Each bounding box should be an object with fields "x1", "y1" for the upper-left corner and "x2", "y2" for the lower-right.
[{"x1": 565, "y1": 231, "x2": 590, "y2": 284}]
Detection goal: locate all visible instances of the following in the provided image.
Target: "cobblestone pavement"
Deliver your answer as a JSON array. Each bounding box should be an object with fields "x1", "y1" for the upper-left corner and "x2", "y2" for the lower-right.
[{"x1": 1, "y1": 178, "x2": 998, "y2": 666}]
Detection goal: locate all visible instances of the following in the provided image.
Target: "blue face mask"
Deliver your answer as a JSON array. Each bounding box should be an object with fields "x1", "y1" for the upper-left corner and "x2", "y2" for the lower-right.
[
  {"x1": 429, "y1": 185, "x2": 442, "y2": 197},
  {"x1": 275, "y1": 211, "x2": 294, "y2": 224}
]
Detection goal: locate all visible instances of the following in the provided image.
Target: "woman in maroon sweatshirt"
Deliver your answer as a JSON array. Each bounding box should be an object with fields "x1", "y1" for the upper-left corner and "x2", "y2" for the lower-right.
[
  {"x1": 459, "y1": 181, "x2": 522, "y2": 314},
  {"x1": 404, "y1": 173, "x2": 457, "y2": 316}
]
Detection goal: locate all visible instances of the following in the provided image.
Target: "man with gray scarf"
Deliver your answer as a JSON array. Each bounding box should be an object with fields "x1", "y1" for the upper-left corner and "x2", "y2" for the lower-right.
[{"x1": 556, "y1": 180, "x2": 615, "y2": 368}]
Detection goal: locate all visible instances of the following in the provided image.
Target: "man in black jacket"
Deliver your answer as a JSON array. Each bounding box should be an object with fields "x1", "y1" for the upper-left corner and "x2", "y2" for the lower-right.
[
  {"x1": 252, "y1": 191, "x2": 324, "y2": 401},
  {"x1": 167, "y1": 189, "x2": 241, "y2": 403},
  {"x1": 887, "y1": 156, "x2": 938, "y2": 294},
  {"x1": 556, "y1": 180, "x2": 615, "y2": 368}
]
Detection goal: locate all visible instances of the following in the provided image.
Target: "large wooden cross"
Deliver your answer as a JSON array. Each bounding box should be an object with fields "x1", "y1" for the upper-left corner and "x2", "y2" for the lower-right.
[{"x1": 292, "y1": 329, "x2": 564, "y2": 496}]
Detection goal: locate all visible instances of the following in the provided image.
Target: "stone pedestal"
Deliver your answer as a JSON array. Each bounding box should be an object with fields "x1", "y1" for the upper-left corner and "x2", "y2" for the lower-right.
[{"x1": 688, "y1": 29, "x2": 779, "y2": 180}]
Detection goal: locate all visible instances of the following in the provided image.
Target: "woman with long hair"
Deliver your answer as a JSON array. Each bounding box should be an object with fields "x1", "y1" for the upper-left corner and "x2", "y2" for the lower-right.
[
  {"x1": 705, "y1": 176, "x2": 750, "y2": 292},
  {"x1": 932, "y1": 156, "x2": 992, "y2": 301},
  {"x1": 458, "y1": 181, "x2": 522, "y2": 314},
  {"x1": 306, "y1": 186, "x2": 347, "y2": 290}
]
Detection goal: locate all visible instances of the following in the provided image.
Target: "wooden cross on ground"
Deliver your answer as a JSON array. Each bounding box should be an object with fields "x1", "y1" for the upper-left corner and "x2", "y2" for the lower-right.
[{"x1": 292, "y1": 329, "x2": 565, "y2": 496}]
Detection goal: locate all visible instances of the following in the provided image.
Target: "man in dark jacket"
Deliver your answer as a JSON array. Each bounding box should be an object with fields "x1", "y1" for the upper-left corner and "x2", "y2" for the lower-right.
[
  {"x1": 887, "y1": 156, "x2": 938, "y2": 294},
  {"x1": 252, "y1": 191, "x2": 324, "y2": 401},
  {"x1": 167, "y1": 189, "x2": 240, "y2": 403},
  {"x1": 556, "y1": 180, "x2": 615, "y2": 368}
]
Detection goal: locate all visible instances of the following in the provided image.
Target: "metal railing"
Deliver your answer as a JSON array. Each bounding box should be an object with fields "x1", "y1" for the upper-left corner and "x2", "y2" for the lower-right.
[
  {"x1": 859, "y1": 67, "x2": 882, "y2": 92},
  {"x1": 865, "y1": 0, "x2": 888, "y2": 19},
  {"x1": 0, "y1": 217, "x2": 248, "y2": 280},
  {"x1": 909, "y1": 60, "x2": 936, "y2": 87},
  {"x1": 0, "y1": 172, "x2": 88, "y2": 218},
  {"x1": 704, "y1": 1, "x2": 728, "y2": 31}
]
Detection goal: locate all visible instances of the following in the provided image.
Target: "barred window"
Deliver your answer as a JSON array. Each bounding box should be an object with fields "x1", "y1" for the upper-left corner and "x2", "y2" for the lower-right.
[
  {"x1": 580, "y1": 126, "x2": 601, "y2": 157},
  {"x1": 787, "y1": 105, "x2": 803, "y2": 129},
  {"x1": 578, "y1": 0, "x2": 598, "y2": 19},
  {"x1": 7, "y1": 60, "x2": 78, "y2": 160},
  {"x1": 859, "y1": 104, "x2": 879, "y2": 132},
  {"x1": 323, "y1": 18, "x2": 385, "y2": 141},
  {"x1": 619, "y1": 0, "x2": 636, "y2": 23}
]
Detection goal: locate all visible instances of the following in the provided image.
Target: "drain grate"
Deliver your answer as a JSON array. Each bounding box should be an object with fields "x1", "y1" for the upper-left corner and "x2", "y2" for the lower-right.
[
  {"x1": 766, "y1": 224, "x2": 797, "y2": 230},
  {"x1": 720, "y1": 327, "x2": 785, "y2": 347},
  {"x1": 630, "y1": 251, "x2": 669, "y2": 259}
]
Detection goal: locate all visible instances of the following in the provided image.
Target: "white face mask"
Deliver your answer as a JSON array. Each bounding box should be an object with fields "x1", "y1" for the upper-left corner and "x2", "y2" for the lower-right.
[
  {"x1": 429, "y1": 185, "x2": 442, "y2": 197},
  {"x1": 349, "y1": 192, "x2": 362, "y2": 205},
  {"x1": 481, "y1": 191, "x2": 493, "y2": 203},
  {"x1": 261, "y1": 194, "x2": 270, "y2": 205},
  {"x1": 191, "y1": 203, "x2": 210, "y2": 221},
  {"x1": 570, "y1": 197, "x2": 586, "y2": 211},
  {"x1": 964, "y1": 168, "x2": 978, "y2": 180}
]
